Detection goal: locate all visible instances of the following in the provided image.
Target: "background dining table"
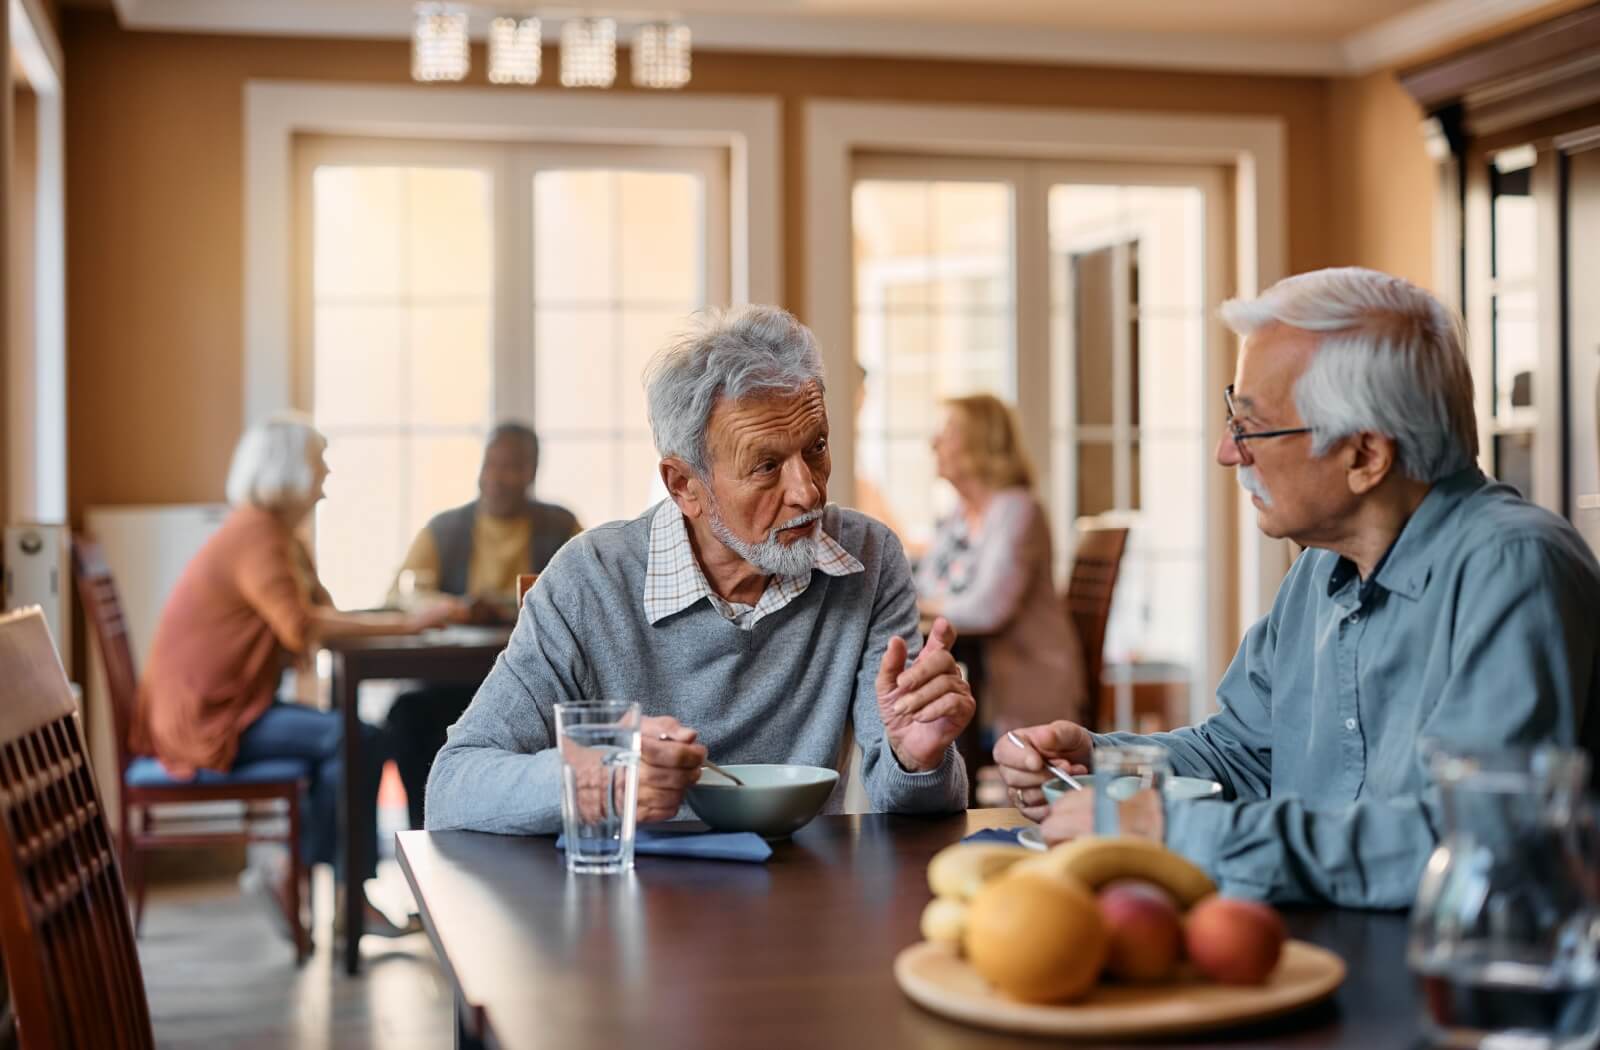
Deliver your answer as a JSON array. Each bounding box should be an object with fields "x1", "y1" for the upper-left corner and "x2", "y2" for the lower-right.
[
  {"x1": 397, "y1": 808, "x2": 1423, "y2": 1050},
  {"x1": 323, "y1": 624, "x2": 513, "y2": 974}
]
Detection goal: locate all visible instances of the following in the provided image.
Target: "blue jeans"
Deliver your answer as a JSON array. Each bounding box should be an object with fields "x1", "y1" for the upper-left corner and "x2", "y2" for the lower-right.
[{"x1": 233, "y1": 701, "x2": 386, "y2": 881}]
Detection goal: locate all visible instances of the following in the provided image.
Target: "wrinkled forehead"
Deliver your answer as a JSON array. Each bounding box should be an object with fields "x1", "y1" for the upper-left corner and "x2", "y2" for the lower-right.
[{"x1": 707, "y1": 383, "x2": 828, "y2": 457}]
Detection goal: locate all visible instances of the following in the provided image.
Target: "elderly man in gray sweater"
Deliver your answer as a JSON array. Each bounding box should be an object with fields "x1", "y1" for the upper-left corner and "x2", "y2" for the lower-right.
[{"x1": 425, "y1": 306, "x2": 975, "y2": 833}]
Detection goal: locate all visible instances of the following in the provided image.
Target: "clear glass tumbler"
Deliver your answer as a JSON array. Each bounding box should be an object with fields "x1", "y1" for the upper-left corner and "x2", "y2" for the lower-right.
[
  {"x1": 1091, "y1": 743, "x2": 1171, "y2": 840},
  {"x1": 555, "y1": 700, "x2": 642, "y2": 875}
]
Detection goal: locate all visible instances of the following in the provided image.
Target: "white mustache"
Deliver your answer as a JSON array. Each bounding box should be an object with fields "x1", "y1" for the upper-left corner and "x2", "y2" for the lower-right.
[
  {"x1": 1237, "y1": 466, "x2": 1273, "y2": 507},
  {"x1": 768, "y1": 509, "x2": 823, "y2": 541}
]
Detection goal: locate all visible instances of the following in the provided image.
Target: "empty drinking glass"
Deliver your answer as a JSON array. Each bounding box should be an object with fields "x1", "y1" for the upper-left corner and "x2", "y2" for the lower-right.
[
  {"x1": 555, "y1": 701, "x2": 642, "y2": 875},
  {"x1": 1091, "y1": 744, "x2": 1170, "y2": 840}
]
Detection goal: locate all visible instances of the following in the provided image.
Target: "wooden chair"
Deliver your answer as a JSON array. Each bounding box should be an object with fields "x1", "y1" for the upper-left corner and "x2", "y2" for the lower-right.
[
  {"x1": 516, "y1": 574, "x2": 539, "y2": 603},
  {"x1": 0, "y1": 608, "x2": 156, "y2": 1049},
  {"x1": 71, "y1": 537, "x2": 310, "y2": 962},
  {"x1": 1063, "y1": 521, "x2": 1130, "y2": 734}
]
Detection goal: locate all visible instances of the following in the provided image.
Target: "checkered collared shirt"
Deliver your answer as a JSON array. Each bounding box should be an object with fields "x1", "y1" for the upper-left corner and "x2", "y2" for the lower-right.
[{"x1": 642, "y1": 499, "x2": 864, "y2": 630}]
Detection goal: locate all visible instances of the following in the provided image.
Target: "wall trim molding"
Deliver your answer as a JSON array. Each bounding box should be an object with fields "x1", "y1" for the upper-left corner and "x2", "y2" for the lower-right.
[
  {"x1": 241, "y1": 81, "x2": 781, "y2": 425},
  {"x1": 117, "y1": 0, "x2": 1571, "y2": 77}
]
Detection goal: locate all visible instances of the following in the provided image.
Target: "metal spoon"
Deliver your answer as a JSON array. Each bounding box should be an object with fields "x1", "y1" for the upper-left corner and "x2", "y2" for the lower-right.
[
  {"x1": 1005, "y1": 730, "x2": 1084, "y2": 792},
  {"x1": 701, "y1": 760, "x2": 746, "y2": 787},
  {"x1": 657, "y1": 731, "x2": 746, "y2": 786}
]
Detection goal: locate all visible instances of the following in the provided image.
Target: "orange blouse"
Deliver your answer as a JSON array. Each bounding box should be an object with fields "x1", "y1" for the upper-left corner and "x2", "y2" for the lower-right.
[{"x1": 135, "y1": 507, "x2": 317, "y2": 777}]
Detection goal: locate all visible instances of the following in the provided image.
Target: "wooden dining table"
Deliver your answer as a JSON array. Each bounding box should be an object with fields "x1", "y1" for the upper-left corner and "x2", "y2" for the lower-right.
[
  {"x1": 323, "y1": 624, "x2": 513, "y2": 974},
  {"x1": 397, "y1": 809, "x2": 1423, "y2": 1050}
]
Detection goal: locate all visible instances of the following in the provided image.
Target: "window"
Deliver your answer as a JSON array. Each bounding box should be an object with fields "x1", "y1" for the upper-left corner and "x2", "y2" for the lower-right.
[
  {"x1": 851, "y1": 158, "x2": 1223, "y2": 728},
  {"x1": 1049, "y1": 183, "x2": 1207, "y2": 705},
  {"x1": 299, "y1": 139, "x2": 728, "y2": 607},
  {"x1": 1488, "y1": 145, "x2": 1539, "y2": 500},
  {"x1": 852, "y1": 172, "x2": 1015, "y2": 547}
]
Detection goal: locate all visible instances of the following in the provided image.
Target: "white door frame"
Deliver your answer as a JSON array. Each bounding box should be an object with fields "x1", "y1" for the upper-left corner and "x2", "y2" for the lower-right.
[
  {"x1": 804, "y1": 99, "x2": 1290, "y2": 637},
  {"x1": 7, "y1": 0, "x2": 64, "y2": 523}
]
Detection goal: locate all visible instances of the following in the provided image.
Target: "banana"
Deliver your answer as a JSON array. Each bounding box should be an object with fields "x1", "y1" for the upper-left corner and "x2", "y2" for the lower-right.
[
  {"x1": 1009, "y1": 836, "x2": 1215, "y2": 908},
  {"x1": 920, "y1": 896, "x2": 969, "y2": 946},
  {"x1": 927, "y1": 842, "x2": 1030, "y2": 900}
]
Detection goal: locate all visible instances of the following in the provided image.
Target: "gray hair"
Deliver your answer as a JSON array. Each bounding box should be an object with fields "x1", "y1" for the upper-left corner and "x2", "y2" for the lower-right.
[
  {"x1": 643, "y1": 305, "x2": 826, "y2": 476},
  {"x1": 1219, "y1": 267, "x2": 1478, "y2": 483},
  {"x1": 225, "y1": 413, "x2": 327, "y2": 511}
]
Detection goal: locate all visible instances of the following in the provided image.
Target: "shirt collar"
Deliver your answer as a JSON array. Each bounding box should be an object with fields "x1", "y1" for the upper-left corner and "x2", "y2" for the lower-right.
[
  {"x1": 1326, "y1": 466, "x2": 1488, "y2": 601},
  {"x1": 642, "y1": 499, "x2": 864, "y2": 627}
]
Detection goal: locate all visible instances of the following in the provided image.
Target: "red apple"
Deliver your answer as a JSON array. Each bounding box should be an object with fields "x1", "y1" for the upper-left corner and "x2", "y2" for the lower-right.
[
  {"x1": 1183, "y1": 895, "x2": 1287, "y2": 985},
  {"x1": 1097, "y1": 878, "x2": 1183, "y2": 982}
]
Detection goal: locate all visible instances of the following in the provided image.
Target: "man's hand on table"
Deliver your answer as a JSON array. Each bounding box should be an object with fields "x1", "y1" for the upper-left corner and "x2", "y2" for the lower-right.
[
  {"x1": 876, "y1": 617, "x2": 976, "y2": 772},
  {"x1": 992, "y1": 720, "x2": 1092, "y2": 822},
  {"x1": 637, "y1": 715, "x2": 707, "y2": 823}
]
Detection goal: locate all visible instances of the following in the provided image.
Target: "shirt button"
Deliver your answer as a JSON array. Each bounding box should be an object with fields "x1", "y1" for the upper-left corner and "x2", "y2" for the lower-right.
[
  {"x1": 1344, "y1": 718, "x2": 1357, "y2": 731},
  {"x1": 1348, "y1": 612, "x2": 1361, "y2": 624}
]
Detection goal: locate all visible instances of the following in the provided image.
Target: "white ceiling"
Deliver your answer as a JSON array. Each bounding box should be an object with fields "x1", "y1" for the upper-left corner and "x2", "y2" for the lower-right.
[{"x1": 99, "y1": 0, "x2": 1573, "y2": 76}]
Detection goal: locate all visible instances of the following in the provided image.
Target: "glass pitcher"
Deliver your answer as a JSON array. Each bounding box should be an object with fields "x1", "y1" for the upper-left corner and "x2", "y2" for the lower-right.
[{"x1": 1409, "y1": 745, "x2": 1600, "y2": 1049}]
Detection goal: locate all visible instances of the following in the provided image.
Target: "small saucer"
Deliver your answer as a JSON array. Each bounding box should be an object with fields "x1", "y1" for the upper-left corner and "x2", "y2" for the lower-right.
[{"x1": 1017, "y1": 826, "x2": 1047, "y2": 852}]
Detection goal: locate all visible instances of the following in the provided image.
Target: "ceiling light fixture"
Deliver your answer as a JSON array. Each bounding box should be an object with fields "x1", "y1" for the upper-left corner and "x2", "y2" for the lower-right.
[
  {"x1": 489, "y1": 15, "x2": 542, "y2": 84},
  {"x1": 560, "y1": 16, "x2": 617, "y2": 88},
  {"x1": 411, "y1": 2, "x2": 470, "y2": 82},
  {"x1": 632, "y1": 21, "x2": 691, "y2": 89}
]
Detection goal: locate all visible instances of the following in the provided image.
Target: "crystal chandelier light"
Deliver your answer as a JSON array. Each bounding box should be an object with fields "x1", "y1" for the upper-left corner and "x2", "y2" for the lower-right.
[
  {"x1": 411, "y1": 2, "x2": 470, "y2": 82},
  {"x1": 632, "y1": 21, "x2": 691, "y2": 89},
  {"x1": 560, "y1": 16, "x2": 617, "y2": 88},
  {"x1": 488, "y1": 15, "x2": 542, "y2": 84}
]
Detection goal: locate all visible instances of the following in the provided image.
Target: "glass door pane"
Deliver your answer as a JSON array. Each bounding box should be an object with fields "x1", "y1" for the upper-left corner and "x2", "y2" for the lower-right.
[
  {"x1": 852, "y1": 177, "x2": 1015, "y2": 547},
  {"x1": 310, "y1": 164, "x2": 494, "y2": 608},
  {"x1": 531, "y1": 168, "x2": 707, "y2": 527},
  {"x1": 1050, "y1": 182, "x2": 1206, "y2": 729}
]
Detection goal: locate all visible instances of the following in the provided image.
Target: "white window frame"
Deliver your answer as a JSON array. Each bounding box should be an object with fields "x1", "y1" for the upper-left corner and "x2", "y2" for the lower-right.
[
  {"x1": 293, "y1": 137, "x2": 731, "y2": 426},
  {"x1": 247, "y1": 81, "x2": 780, "y2": 426},
  {"x1": 807, "y1": 100, "x2": 1286, "y2": 695},
  {"x1": 849, "y1": 153, "x2": 1231, "y2": 722}
]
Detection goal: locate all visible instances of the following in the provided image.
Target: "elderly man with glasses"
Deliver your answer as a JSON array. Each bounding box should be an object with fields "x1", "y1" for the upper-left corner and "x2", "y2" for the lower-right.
[
  {"x1": 996, "y1": 266, "x2": 1600, "y2": 907},
  {"x1": 425, "y1": 305, "x2": 974, "y2": 833}
]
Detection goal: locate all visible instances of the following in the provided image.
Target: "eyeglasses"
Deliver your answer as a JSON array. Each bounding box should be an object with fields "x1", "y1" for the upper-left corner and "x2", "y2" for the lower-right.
[{"x1": 1224, "y1": 384, "x2": 1311, "y2": 464}]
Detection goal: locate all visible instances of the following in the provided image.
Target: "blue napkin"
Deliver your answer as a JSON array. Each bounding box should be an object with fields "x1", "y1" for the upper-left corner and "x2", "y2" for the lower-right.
[
  {"x1": 555, "y1": 826, "x2": 773, "y2": 863},
  {"x1": 961, "y1": 827, "x2": 1028, "y2": 847}
]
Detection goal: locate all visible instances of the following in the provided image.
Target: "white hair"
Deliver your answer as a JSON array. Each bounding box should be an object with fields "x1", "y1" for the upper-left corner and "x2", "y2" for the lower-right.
[
  {"x1": 225, "y1": 413, "x2": 327, "y2": 511},
  {"x1": 1219, "y1": 267, "x2": 1478, "y2": 483},
  {"x1": 643, "y1": 305, "x2": 826, "y2": 477}
]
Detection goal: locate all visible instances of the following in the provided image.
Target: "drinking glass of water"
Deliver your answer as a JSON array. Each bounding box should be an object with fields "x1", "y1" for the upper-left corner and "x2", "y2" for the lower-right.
[
  {"x1": 555, "y1": 701, "x2": 642, "y2": 875},
  {"x1": 1091, "y1": 744, "x2": 1170, "y2": 840}
]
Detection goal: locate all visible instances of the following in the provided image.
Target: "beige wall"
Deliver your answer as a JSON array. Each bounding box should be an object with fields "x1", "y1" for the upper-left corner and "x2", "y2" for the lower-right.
[
  {"x1": 64, "y1": 10, "x2": 1370, "y2": 519},
  {"x1": 1325, "y1": 69, "x2": 1436, "y2": 289}
]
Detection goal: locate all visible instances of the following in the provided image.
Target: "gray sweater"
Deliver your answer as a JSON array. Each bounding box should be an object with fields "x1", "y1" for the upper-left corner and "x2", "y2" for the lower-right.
[{"x1": 425, "y1": 503, "x2": 969, "y2": 834}]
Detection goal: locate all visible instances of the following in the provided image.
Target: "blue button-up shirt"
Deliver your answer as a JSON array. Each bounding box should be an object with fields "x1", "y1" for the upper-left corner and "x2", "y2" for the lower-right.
[{"x1": 1097, "y1": 469, "x2": 1600, "y2": 908}]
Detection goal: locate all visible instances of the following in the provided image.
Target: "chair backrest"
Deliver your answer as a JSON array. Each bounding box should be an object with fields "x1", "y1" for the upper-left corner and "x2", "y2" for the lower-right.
[
  {"x1": 516, "y1": 573, "x2": 538, "y2": 603},
  {"x1": 70, "y1": 538, "x2": 140, "y2": 779},
  {"x1": 0, "y1": 609, "x2": 154, "y2": 1050},
  {"x1": 1063, "y1": 522, "x2": 1130, "y2": 734}
]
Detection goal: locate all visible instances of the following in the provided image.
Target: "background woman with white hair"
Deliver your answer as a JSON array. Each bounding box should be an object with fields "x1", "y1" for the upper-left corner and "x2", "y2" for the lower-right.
[{"x1": 135, "y1": 414, "x2": 454, "y2": 939}]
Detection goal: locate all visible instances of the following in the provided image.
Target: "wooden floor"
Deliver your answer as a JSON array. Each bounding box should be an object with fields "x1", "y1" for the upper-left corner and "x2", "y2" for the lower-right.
[{"x1": 140, "y1": 862, "x2": 454, "y2": 1049}]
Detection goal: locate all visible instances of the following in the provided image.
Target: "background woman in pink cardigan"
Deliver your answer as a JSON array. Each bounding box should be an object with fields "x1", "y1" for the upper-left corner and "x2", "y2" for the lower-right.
[{"x1": 915, "y1": 394, "x2": 1088, "y2": 737}]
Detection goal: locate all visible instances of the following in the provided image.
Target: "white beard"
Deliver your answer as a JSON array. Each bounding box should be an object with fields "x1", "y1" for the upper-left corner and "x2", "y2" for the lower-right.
[
  {"x1": 1237, "y1": 466, "x2": 1274, "y2": 507},
  {"x1": 707, "y1": 505, "x2": 824, "y2": 576}
]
